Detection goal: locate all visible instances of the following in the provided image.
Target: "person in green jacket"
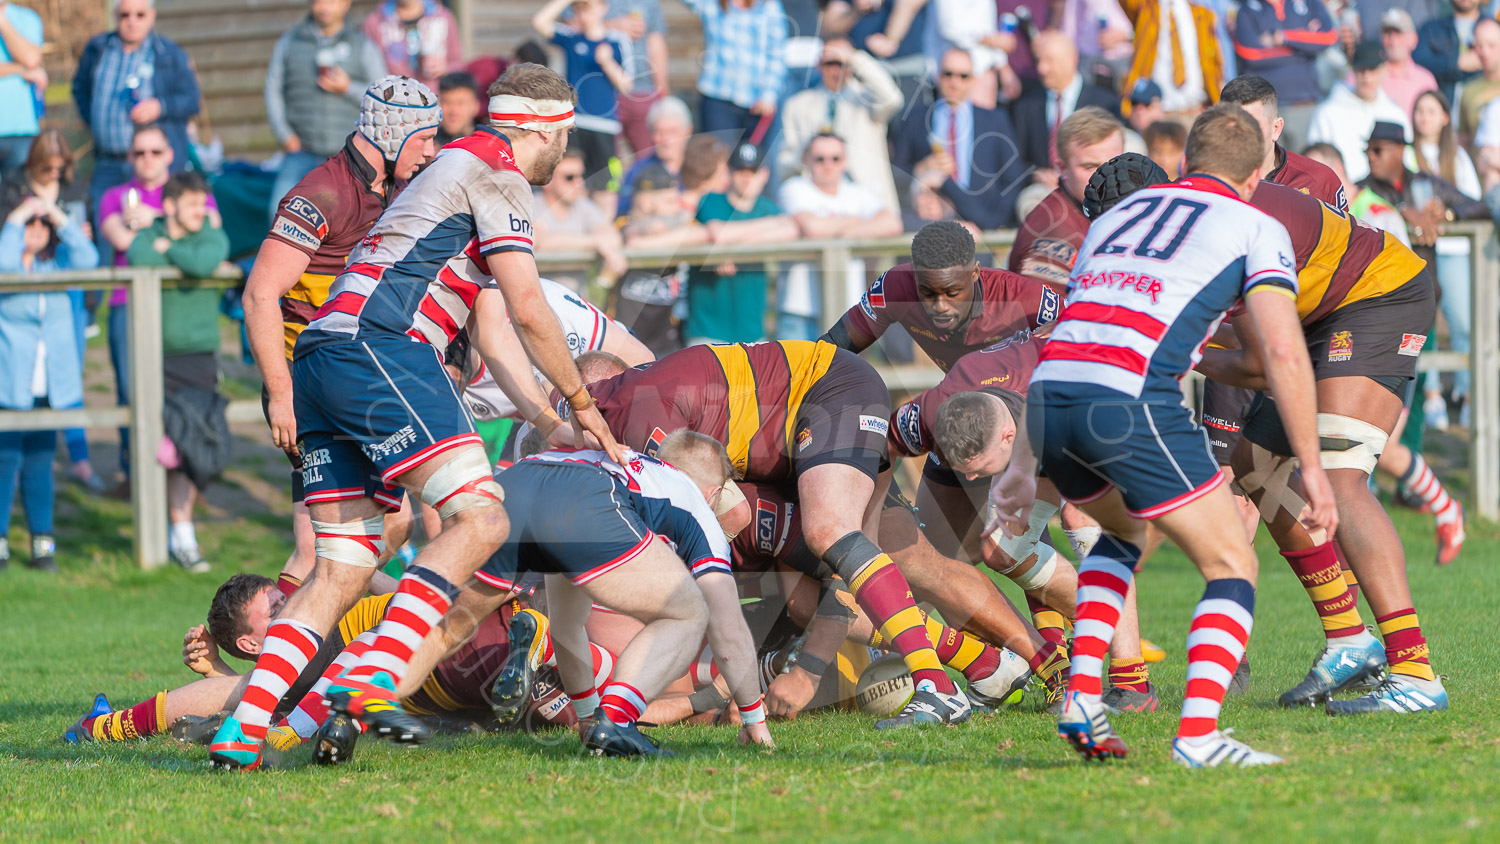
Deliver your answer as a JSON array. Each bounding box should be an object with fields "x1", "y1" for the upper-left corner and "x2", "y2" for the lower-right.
[{"x1": 127, "y1": 171, "x2": 230, "y2": 572}]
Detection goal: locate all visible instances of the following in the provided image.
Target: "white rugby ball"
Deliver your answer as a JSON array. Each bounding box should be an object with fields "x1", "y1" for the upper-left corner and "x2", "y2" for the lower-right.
[{"x1": 855, "y1": 654, "x2": 914, "y2": 716}]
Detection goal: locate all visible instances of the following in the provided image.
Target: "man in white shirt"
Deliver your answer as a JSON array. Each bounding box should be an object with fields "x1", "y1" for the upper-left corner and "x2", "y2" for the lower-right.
[
  {"x1": 775, "y1": 133, "x2": 902, "y2": 340},
  {"x1": 777, "y1": 39, "x2": 904, "y2": 215},
  {"x1": 1307, "y1": 41, "x2": 1411, "y2": 182}
]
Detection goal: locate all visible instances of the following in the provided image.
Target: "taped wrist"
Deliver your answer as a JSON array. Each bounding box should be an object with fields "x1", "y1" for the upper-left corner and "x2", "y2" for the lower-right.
[
  {"x1": 788, "y1": 651, "x2": 829, "y2": 678},
  {"x1": 687, "y1": 684, "x2": 730, "y2": 715},
  {"x1": 816, "y1": 577, "x2": 859, "y2": 621},
  {"x1": 421, "y1": 447, "x2": 505, "y2": 519},
  {"x1": 821, "y1": 531, "x2": 884, "y2": 584},
  {"x1": 738, "y1": 696, "x2": 766, "y2": 725},
  {"x1": 311, "y1": 515, "x2": 387, "y2": 567}
]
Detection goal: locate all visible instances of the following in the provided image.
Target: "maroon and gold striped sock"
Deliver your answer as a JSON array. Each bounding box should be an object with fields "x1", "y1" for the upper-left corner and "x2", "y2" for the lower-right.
[
  {"x1": 851, "y1": 556, "x2": 954, "y2": 693},
  {"x1": 922, "y1": 615, "x2": 1000, "y2": 683},
  {"x1": 1282, "y1": 543, "x2": 1366, "y2": 640},
  {"x1": 85, "y1": 692, "x2": 167, "y2": 741},
  {"x1": 1108, "y1": 657, "x2": 1150, "y2": 693},
  {"x1": 1377, "y1": 609, "x2": 1435, "y2": 681}
]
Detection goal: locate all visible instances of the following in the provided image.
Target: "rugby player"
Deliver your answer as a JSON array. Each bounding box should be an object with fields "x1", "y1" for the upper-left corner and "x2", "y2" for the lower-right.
[
  {"x1": 994, "y1": 105, "x2": 1338, "y2": 767},
  {"x1": 574, "y1": 341, "x2": 976, "y2": 727},
  {"x1": 210, "y1": 63, "x2": 624, "y2": 770}
]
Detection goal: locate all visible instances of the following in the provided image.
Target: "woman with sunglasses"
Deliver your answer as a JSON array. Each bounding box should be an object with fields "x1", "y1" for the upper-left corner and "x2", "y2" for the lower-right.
[{"x1": 0, "y1": 194, "x2": 100, "y2": 571}]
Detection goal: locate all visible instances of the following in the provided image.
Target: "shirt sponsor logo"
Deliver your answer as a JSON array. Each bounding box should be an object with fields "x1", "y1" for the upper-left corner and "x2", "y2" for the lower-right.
[
  {"x1": 1039, "y1": 285, "x2": 1060, "y2": 324},
  {"x1": 755, "y1": 499, "x2": 777, "y2": 555},
  {"x1": 300, "y1": 446, "x2": 331, "y2": 486},
  {"x1": 796, "y1": 428, "x2": 813, "y2": 452},
  {"x1": 362, "y1": 425, "x2": 419, "y2": 460},
  {"x1": 508, "y1": 214, "x2": 533, "y2": 235},
  {"x1": 646, "y1": 426, "x2": 668, "y2": 457},
  {"x1": 859, "y1": 415, "x2": 889, "y2": 436},
  {"x1": 859, "y1": 271, "x2": 888, "y2": 319},
  {"x1": 1328, "y1": 330, "x2": 1354, "y2": 362},
  {"x1": 272, "y1": 216, "x2": 320, "y2": 248},
  {"x1": 1398, "y1": 333, "x2": 1427, "y2": 357},
  {"x1": 283, "y1": 196, "x2": 329, "y2": 238},
  {"x1": 896, "y1": 402, "x2": 922, "y2": 452}
]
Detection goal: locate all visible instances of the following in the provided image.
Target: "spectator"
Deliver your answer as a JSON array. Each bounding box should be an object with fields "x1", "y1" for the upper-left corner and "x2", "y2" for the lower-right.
[
  {"x1": 98, "y1": 124, "x2": 222, "y2": 486},
  {"x1": 775, "y1": 132, "x2": 901, "y2": 339},
  {"x1": 891, "y1": 47, "x2": 1028, "y2": 230},
  {"x1": 602, "y1": 0, "x2": 670, "y2": 158},
  {"x1": 616, "y1": 95, "x2": 691, "y2": 218},
  {"x1": 619, "y1": 133, "x2": 728, "y2": 249},
  {"x1": 0, "y1": 194, "x2": 100, "y2": 572},
  {"x1": 532, "y1": 148, "x2": 628, "y2": 293},
  {"x1": 923, "y1": 0, "x2": 1012, "y2": 107},
  {"x1": 1119, "y1": 0, "x2": 1225, "y2": 120},
  {"x1": 1306, "y1": 41, "x2": 1409, "y2": 182},
  {"x1": 125, "y1": 172, "x2": 230, "y2": 572},
  {"x1": 1361, "y1": 119, "x2": 1488, "y2": 276},
  {"x1": 1012, "y1": 31, "x2": 1121, "y2": 189},
  {"x1": 1008, "y1": 107, "x2": 1124, "y2": 291},
  {"x1": 1458, "y1": 19, "x2": 1500, "y2": 147},
  {"x1": 0, "y1": 0, "x2": 43, "y2": 173},
  {"x1": 1055, "y1": 0, "x2": 1136, "y2": 78},
  {"x1": 684, "y1": 142, "x2": 799, "y2": 344},
  {"x1": 684, "y1": 0, "x2": 787, "y2": 144},
  {"x1": 1355, "y1": 0, "x2": 1441, "y2": 32},
  {"x1": 72, "y1": 0, "x2": 202, "y2": 226},
  {"x1": 1303, "y1": 140, "x2": 1355, "y2": 196},
  {"x1": 1377, "y1": 9, "x2": 1440, "y2": 121},
  {"x1": 778, "y1": 38, "x2": 903, "y2": 215},
  {"x1": 363, "y1": 0, "x2": 462, "y2": 90},
  {"x1": 435, "y1": 71, "x2": 481, "y2": 148},
  {"x1": 612, "y1": 159, "x2": 699, "y2": 354},
  {"x1": 1413, "y1": 0, "x2": 1484, "y2": 107},
  {"x1": 533, "y1": 0, "x2": 631, "y2": 194},
  {"x1": 1231, "y1": 0, "x2": 1336, "y2": 150},
  {"x1": 265, "y1": 0, "x2": 386, "y2": 216},
  {"x1": 1126, "y1": 78, "x2": 1166, "y2": 133},
  {"x1": 903, "y1": 166, "x2": 982, "y2": 241},
  {"x1": 1408, "y1": 90, "x2": 1482, "y2": 427},
  {"x1": 1143, "y1": 119, "x2": 1186, "y2": 177},
  {"x1": 994, "y1": 0, "x2": 1051, "y2": 86}
]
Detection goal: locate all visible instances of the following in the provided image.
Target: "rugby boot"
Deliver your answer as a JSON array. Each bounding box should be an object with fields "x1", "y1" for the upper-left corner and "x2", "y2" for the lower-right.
[
  {"x1": 1172, "y1": 729, "x2": 1284, "y2": 768},
  {"x1": 583, "y1": 717, "x2": 675, "y2": 757},
  {"x1": 1102, "y1": 681, "x2": 1159, "y2": 714},
  {"x1": 311, "y1": 712, "x2": 362, "y2": 765},
  {"x1": 1436, "y1": 505, "x2": 1465, "y2": 566},
  {"x1": 208, "y1": 715, "x2": 263, "y2": 771},
  {"x1": 1057, "y1": 691, "x2": 1128, "y2": 761},
  {"x1": 1326, "y1": 674, "x2": 1448, "y2": 716},
  {"x1": 265, "y1": 723, "x2": 304, "y2": 753},
  {"x1": 1278, "y1": 637, "x2": 1386, "y2": 707},
  {"x1": 63, "y1": 693, "x2": 112, "y2": 743},
  {"x1": 170, "y1": 712, "x2": 225, "y2": 745},
  {"x1": 966, "y1": 648, "x2": 1030, "y2": 708},
  {"x1": 325, "y1": 670, "x2": 431, "y2": 745},
  {"x1": 875, "y1": 680, "x2": 972, "y2": 729},
  {"x1": 1043, "y1": 673, "x2": 1067, "y2": 715},
  {"x1": 490, "y1": 608, "x2": 550, "y2": 727}
]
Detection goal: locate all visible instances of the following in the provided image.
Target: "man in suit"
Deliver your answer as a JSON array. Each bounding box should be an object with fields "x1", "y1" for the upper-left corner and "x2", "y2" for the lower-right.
[
  {"x1": 1011, "y1": 30, "x2": 1122, "y2": 190},
  {"x1": 890, "y1": 48, "x2": 1028, "y2": 230}
]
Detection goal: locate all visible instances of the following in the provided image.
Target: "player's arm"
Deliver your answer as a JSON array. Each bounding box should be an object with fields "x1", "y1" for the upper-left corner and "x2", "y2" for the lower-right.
[
  {"x1": 766, "y1": 566, "x2": 851, "y2": 719},
  {"x1": 467, "y1": 290, "x2": 573, "y2": 445},
  {"x1": 484, "y1": 251, "x2": 624, "y2": 462},
  {"x1": 986, "y1": 394, "x2": 1037, "y2": 539},
  {"x1": 695, "y1": 570, "x2": 774, "y2": 746},
  {"x1": 244, "y1": 237, "x2": 313, "y2": 454},
  {"x1": 1196, "y1": 312, "x2": 1269, "y2": 391}
]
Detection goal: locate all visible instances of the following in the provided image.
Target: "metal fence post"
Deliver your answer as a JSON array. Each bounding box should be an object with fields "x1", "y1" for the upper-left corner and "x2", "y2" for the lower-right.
[
  {"x1": 820, "y1": 243, "x2": 852, "y2": 335},
  {"x1": 1471, "y1": 224, "x2": 1499, "y2": 522},
  {"x1": 129, "y1": 268, "x2": 169, "y2": 569}
]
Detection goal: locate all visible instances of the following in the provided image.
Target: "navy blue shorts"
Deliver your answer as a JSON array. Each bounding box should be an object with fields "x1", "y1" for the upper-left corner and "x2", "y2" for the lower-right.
[
  {"x1": 291, "y1": 337, "x2": 479, "y2": 509},
  {"x1": 1027, "y1": 388, "x2": 1224, "y2": 520},
  {"x1": 476, "y1": 461, "x2": 657, "y2": 591}
]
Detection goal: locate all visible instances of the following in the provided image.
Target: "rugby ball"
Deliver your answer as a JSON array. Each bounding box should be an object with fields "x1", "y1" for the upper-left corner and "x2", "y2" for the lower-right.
[{"x1": 855, "y1": 654, "x2": 914, "y2": 716}]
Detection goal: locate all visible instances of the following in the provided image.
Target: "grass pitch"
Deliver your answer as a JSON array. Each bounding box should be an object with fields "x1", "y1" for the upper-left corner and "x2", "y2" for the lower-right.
[{"x1": 2, "y1": 489, "x2": 1498, "y2": 842}]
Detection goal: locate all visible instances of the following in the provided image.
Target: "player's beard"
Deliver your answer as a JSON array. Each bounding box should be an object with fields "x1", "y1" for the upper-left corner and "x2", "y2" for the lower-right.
[{"x1": 530, "y1": 132, "x2": 568, "y2": 186}]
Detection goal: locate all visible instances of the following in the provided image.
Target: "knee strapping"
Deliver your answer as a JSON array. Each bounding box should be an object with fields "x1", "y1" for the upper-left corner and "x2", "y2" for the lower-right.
[
  {"x1": 311, "y1": 515, "x2": 388, "y2": 567},
  {"x1": 823, "y1": 531, "x2": 885, "y2": 586},
  {"x1": 1064, "y1": 526, "x2": 1101, "y2": 559},
  {"x1": 1236, "y1": 443, "x2": 1327, "y2": 544},
  {"x1": 1317, "y1": 413, "x2": 1387, "y2": 474},
  {"x1": 421, "y1": 447, "x2": 505, "y2": 519},
  {"x1": 987, "y1": 500, "x2": 1059, "y2": 589}
]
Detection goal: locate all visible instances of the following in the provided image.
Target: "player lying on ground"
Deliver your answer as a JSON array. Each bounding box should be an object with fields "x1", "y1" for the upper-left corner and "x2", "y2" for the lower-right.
[{"x1": 993, "y1": 105, "x2": 1338, "y2": 768}]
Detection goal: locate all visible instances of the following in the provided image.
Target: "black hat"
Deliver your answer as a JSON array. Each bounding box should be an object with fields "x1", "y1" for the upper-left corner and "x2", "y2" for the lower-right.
[
  {"x1": 730, "y1": 141, "x2": 764, "y2": 171},
  {"x1": 1129, "y1": 79, "x2": 1163, "y2": 106},
  {"x1": 634, "y1": 160, "x2": 676, "y2": 193},
  {"x1": 1367, "y1": 121, "x2": 1407, "y2": 145},
  {"x1": 1350, "y1": 40, "x2": 1387, "y2": 70},
  {"x1": 1083, "y1": 152, "x2": 1170, "y2": 219}
]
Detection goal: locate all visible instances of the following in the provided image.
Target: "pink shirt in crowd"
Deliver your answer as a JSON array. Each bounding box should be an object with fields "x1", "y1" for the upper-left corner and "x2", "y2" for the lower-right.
[
  {"x1": 98, "y1": 178, "x2": 219, "y2": 306},
  {"x1": 1379, "y1": 61, "x2": 1440, "y2": 119}
]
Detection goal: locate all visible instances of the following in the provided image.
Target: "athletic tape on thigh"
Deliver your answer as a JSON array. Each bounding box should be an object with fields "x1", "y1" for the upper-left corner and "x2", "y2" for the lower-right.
[
  {"x1": 421, "y1": 447, "x2": 505, "y2": 519},
  {"x1": 311, "y1": 515, "x2": 388, "y2": 567},
  {"x1": 986, "y1": 500, "x2": 1060, "y2": 590},
  {"x1": 1236, "y1": 443, "x2": 1326, "y2": 545},
  {"x1": 1317, "y1": 413, "x2": 1387, "y2": 474}
]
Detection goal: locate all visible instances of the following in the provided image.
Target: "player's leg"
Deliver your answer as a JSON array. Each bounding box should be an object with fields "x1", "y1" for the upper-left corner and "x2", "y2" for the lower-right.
[
  {"x1": 65, "y1": 676, "x2": 245, "y2": 744},
  {"x1": 1379, "y1": 432, "x2": 1465, "y2": 565}
]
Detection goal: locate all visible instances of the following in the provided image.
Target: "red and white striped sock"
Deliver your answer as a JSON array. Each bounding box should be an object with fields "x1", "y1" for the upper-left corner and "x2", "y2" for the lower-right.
[
  {"x1": 344, "y1": 566, "x2": 458, "y2": 688},
  {"x1": 1403, "y1": 454, "x2": 1460, "y2": 525},
  {"x1": 1178, "y1": 578, "x2": 1255, "y2": 741},
  {"x1": 1067, "y1": 536, "x2": 1140, "y2": 700},
  {"x1": 599, "y1": 681, "x2": 648, "y2": 725},
  {"x1": 231, "y1": 619, "x2": 324, "y2": 738},
  {"x1": 283, "y1": 631, "x2": 376, "y2": 739}
]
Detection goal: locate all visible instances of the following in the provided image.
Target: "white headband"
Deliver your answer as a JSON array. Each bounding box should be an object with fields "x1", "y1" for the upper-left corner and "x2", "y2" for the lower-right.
[{"x1": 487, "y1": 95, "x2": 575, "y2": 132}]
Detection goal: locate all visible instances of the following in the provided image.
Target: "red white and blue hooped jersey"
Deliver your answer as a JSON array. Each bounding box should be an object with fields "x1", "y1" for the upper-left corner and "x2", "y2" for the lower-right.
[
  {"x1": 295, "y1": 127, "x2": 535, "y2": 359},
  {"x1": 521, "y1": 448, "x2": 732, "y2": 579},
  {"x1": 1033, "y1": 176, "x2": 1298, "y2": 400}
]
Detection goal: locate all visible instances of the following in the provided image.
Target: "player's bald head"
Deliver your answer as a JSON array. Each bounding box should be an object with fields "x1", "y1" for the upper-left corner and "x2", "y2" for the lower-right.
[{"x1": 576, "y1": 350, "x2": 629, "y2": 384}]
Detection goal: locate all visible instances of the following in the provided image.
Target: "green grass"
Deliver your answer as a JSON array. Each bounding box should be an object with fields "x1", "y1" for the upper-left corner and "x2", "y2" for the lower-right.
[{"x1": 1, "y1": 504, "x2": 1497, "y2": 842}]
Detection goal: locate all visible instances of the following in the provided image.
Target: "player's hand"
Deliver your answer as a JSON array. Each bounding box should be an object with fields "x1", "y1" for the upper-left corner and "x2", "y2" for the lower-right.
[
  {"x1": 545, "y1": 418, "x2": 579, "y2": 449},
  {"x1": 1298, "y1": 464, "x2": 1340, "y2": 540},
  {"x1": 766, "y1": 667, "x2": 817, "y2": 720},
  {"x1": 182, "y1": 625, "x2": 227, "y2": 677},
  {"x1": 738, "y1": 721, "x2": 775, "y2": 748},
  {"x1": 986, "y1": 466, "x2": 1037, "y2": 539},
  {"x1": 267, "y1": 390, "x2": 298, "y2": 455},
  {"x1": 572, "y1": 403, "x2": 625, "y2": 464}
]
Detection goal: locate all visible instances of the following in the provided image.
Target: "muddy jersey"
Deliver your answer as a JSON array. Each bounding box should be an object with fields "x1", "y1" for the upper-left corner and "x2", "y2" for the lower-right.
[
  {"x1": 1007, "y1": 189, "x2": 1091, "y2": 293},
  {"x1": 1266, "y1": 144, "x2": 1348, "y2": 212},
  {"x1": 890, "y1": 332, "x2": 1040, "y2": 460},
  {"x1": 834, "y1": 263, "x2": 1060, "y2": 372},
  {"x1": 267, "y1": 138, "x2": 403, "y2": 358},
  {"x1": 296, "y1": 127, "x2": 534, "y2": 358}
]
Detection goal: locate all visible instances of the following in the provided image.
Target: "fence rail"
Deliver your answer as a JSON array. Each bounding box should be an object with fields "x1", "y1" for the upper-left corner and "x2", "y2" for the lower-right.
[{"x1": 1, "y1": 223, "x2": 1494, "y2": 568}]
